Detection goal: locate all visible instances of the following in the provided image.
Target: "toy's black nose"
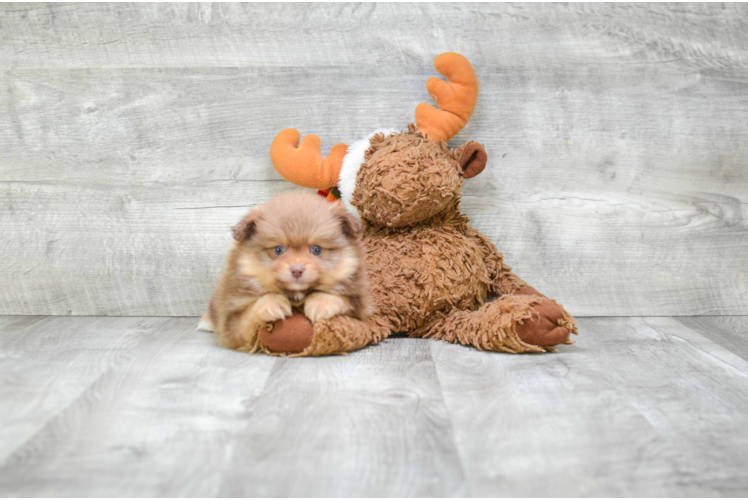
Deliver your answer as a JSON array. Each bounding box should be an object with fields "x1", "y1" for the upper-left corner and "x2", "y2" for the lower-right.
[{"x1": 290, "y1": 265, "x2": 305, "y2": 279}]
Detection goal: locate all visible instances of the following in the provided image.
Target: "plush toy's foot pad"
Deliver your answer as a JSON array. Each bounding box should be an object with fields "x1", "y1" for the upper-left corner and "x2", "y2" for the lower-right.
[
  {"x1": 516, "y1": 299, "x2": 574, "y2": 347},
  {"x1": 259, "y1": 310, "x2": 314, "y2": 353}
]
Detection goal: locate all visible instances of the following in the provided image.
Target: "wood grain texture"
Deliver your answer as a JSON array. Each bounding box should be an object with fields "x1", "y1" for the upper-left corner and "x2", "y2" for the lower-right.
[
  {"x1": 676, "y1": 316, "x2": 748, "y2": 362},
  {"x1": 1, "y1": 3, "x2": 747, "y2": 70},
  {"x1": 1, "y1": 3, "x2": 748, "y2": 316},
  {"x1": 431, "y1": 316, "x2": 748, "y2": 496},
  {"x1": 218, "y1": 338, "x2": 467, "y2": 497},
  {"x1": 0, "y1": 316, "x2": 169, "y2": 464},
  {"x1": 2, "y1": 316, "x2": 748, "y2": 496},
  {"x1": 0, "y1": 317, "x2": 278, "y2": 497},
  {"x1": 0, "y1": 319, "x2": 466, "y2": 497}
]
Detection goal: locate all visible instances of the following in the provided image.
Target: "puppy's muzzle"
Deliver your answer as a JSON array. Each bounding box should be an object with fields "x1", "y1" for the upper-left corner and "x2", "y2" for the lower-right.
[{"x1": 290, "y1": 265, "x2": 305, "y2": 279}]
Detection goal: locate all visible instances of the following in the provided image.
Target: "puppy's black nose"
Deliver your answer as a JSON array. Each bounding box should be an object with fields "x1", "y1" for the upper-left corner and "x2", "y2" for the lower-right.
[{"x1": 290, "y1": 265, "x2": 305, "y2": 279}]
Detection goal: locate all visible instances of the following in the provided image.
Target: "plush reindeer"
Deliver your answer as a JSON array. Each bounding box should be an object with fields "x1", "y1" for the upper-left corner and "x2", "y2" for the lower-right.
[{"x1": 259, "y1": 52, "x2": 578, "y2": 356}]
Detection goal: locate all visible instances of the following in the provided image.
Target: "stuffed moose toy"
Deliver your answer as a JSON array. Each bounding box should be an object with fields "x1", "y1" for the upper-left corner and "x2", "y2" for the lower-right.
[{"x1": 257, "y1": 52, "x2": 578, "y2": 356}]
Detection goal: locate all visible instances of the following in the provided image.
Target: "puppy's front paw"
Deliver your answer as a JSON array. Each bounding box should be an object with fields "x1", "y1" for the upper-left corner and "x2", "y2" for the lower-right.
[
  {"x1": 304, "y1": 293, "x2": 349, "y2": 323},
  {"x1": 254, "y1": 294, "x2": 292, "y2": 323}
]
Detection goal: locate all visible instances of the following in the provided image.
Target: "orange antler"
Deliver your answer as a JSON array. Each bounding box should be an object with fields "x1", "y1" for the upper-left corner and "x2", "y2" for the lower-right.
[
  {"x1": 270, "y1": 129, "x2": 348, "y2": 189},
  {"x1": 415, "y1": 53, "x2": 479, "y2": 143}
]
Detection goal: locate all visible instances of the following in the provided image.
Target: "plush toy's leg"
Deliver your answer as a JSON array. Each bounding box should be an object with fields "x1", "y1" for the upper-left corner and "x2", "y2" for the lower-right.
[
  {"x1": 259, "y1": 312, "x2": 393, "y2": 357},
  {"x1": 423, "y1": 294, "x2": 578, "y2": 353}
]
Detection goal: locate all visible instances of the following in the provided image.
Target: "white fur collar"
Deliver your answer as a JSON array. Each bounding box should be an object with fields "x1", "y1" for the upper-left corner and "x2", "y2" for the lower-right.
[{"x1": 338, "y1": 128, "x2": 397, "y2": 217}]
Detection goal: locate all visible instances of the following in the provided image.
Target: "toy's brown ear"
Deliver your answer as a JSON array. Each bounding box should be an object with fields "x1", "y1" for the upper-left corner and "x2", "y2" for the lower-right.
[
  {"x1": 232, "y1": 206, "x2": 263, "y2": 241},
  {"x1": 458, "y1": 141, "x2": 487, "y2": 178},
  {"x1": 329, "y1": 202, "x2": 362, "y2": 239}
]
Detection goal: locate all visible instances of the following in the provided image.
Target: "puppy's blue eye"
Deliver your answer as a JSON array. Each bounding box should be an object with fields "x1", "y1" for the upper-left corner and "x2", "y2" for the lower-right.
[
  {"x1": 273, "y1": 245, "x2": 286, "y2": 256},
  {"x1": 310, "y1": 245, "x2": 322, "y2": 256}
]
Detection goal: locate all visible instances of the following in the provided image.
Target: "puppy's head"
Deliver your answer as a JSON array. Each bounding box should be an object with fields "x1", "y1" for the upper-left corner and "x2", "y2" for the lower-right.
[{"x1": 232, "y1": 191, "x2": 362, "y2": 299}]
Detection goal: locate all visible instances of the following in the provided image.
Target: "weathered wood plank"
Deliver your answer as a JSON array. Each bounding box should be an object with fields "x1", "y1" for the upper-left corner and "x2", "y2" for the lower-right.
[
  {"x1": 676, "y1": 316, "x2": 748, "y2": 362},
  {"x1": 2, "y1": 64, "x2": 747, "y2": 316},
  {"x1": 0, "y1": 320, "x2": 465, "y2": 497},
  {"x1": 431, "y1": 317, "x2": 748, "y2": 496},
  {"x1": 1, "y1": 3, "x2": 748, "y2": 316},
  {"x1": 3, "y1": 66, "x2": 748, "y2": 190},
  {"x1": 0, "y1": 317, "x2": 278, "y2": 497},
  {"x1": 0, "y1": 316, "x2": 169, "y2": 464},
  {"x1": 2, "y1": 315, "x2": 748, "y2": 496},
  {"x1": 1, "y1": 3, "x2": 746, "y2": 70},
  {"x1": 219, "y1": 338, "x2": 467, "y2": 497}
]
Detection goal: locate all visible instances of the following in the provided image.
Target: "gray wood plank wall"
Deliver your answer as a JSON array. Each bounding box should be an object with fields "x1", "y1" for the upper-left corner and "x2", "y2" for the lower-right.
[{"x1": 1, "y1": 3, "x2": 747, "y2": 316}]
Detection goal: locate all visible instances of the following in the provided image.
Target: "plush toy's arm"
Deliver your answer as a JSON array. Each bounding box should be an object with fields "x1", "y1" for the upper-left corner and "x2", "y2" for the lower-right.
[
  {"x1": 468, "y1": 229, "x2": 578, "y2": 344},
  {"x1": 468, "y1": 229, "x2": 536, "y2": 297}
]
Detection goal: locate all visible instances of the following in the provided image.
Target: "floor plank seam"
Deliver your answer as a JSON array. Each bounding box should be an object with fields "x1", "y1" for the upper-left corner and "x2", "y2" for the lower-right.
[{"x1": 426, "y1": 340, "x2": 474, "y2": 498}]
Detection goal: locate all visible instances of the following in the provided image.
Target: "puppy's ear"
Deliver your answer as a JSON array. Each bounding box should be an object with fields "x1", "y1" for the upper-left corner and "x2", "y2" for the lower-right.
[
  {"x1": 232, "y1": 206, "x2": 263, "y2": 241},
  {"x1": 329, "y1": 202, "x2": 362, "y2": 239}
]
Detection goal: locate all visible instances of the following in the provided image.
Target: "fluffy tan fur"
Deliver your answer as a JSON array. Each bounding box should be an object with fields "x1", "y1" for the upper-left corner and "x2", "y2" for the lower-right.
[
  {"x1": 264, "y1": 125, "x2": 578, "y2": 356},
  {"x1": 202, "y1": 191, "x2": 368, "y2": 352}
]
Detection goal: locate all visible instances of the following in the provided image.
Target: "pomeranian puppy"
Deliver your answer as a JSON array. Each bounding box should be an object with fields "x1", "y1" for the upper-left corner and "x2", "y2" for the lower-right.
[{"x1": 199, "y1": 191, "x2": 369, "y2": 352}]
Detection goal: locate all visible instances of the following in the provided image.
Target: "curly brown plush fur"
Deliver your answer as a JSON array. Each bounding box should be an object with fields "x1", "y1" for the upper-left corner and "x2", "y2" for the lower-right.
[{"x1": 263, "y1": 125, "x2": 578, "y2": 356}]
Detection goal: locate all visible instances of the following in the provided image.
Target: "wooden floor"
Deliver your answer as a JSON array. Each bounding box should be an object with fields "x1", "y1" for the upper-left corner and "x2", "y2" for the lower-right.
[{"x1": 0, "y1": 316, "x2": 747, "y2": 497}]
